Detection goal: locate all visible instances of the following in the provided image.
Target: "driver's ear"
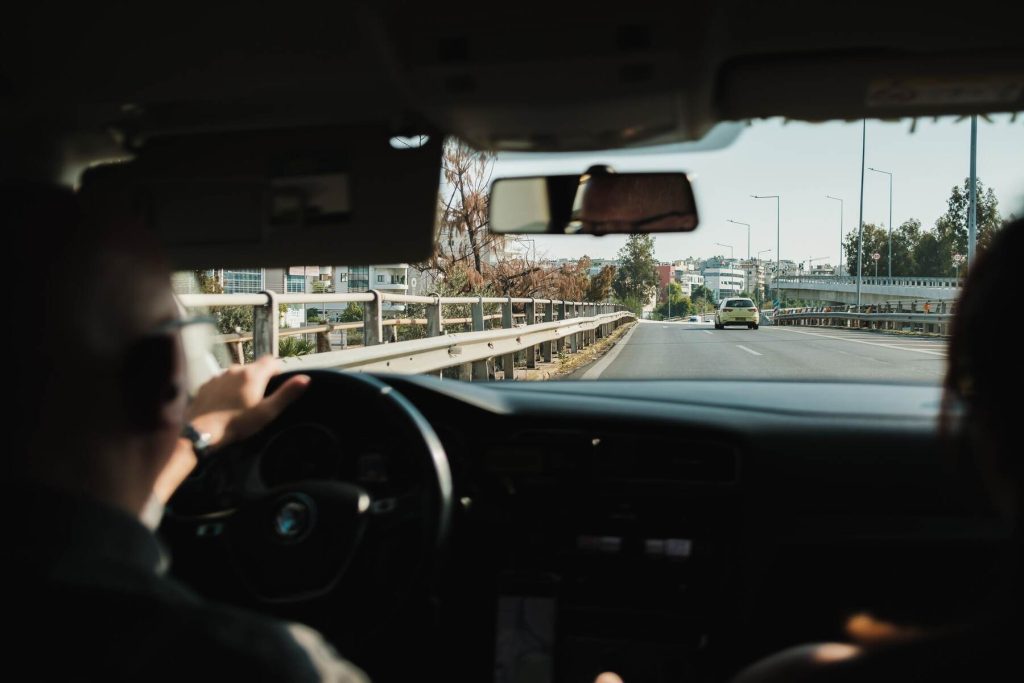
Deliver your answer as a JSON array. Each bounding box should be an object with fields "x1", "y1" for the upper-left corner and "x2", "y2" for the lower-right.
[{"x1": 121, "y1": 336, "x2": 181, "y2": 432}]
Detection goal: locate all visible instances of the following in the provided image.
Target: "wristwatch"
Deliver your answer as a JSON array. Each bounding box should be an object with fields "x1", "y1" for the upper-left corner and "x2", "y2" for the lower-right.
[{"x1": 181, "y1": 422, "x2": 215, "y2": 460}]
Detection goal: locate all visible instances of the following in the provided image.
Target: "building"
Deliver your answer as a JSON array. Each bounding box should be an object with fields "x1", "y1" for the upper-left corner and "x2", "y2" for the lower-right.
[
  {"x1": 702, "y1": 266, "x2": 745, "y2": 301},
  {"x1": 656, "y1": 264, "x2": 674, "y2": 297},
  {"x1": 736, "y1": 259, "x2": 767, "y2": 301},
  {"x1": 332, "y1": 264, "x2": 411, "y2": 313},
  {"x1": 677, "y1": 271, "x2": 705, "y2": 297}
]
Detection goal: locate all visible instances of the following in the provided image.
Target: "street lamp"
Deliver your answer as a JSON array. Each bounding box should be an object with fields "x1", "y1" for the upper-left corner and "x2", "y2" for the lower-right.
[
  {"x1": 752, "y1": 195, "x2": 780, "y2": 299},
  {"x1": 826, "y1": 195, "x2": 843, "y2": 275},
  {"x1": 867, "y1": 167, "x2": 894, "y2": 277},
  {"x1": 727, "y1": 219, "x2": 751, "y2": 260},
  {"x1": 715, "y1": 242, "x2": 734, "y2": 259}
]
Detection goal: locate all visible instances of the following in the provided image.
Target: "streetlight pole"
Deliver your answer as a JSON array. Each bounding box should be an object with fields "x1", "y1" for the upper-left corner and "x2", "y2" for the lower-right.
[
  {"x1": 753, "y1": 195, "x2": 780, "y2": 301},
  {"x1": 826, "y1": 195, "x2": 843, "y2": 274},
  {"x1": 867, "y1": 167, "x2": 894, "y2": 277},
  {"x1": 715, "y1": 242, "x2": 734, "y2": 260},
  {"x1": 855, "y1": 120, "x2": 866, "y2": 309},
  {"x1": 727, "y1": 219, "x2": 751, "y2": 260},
  {"x1": 968, "y1": 116, "x2": 978, "y2": 266}
]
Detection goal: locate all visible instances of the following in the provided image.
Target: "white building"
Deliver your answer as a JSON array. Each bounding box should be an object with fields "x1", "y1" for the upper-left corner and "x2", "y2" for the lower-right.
[
  {"x1": 674, "y1": 270, "x2": 705, "y2": 297},
  {"x1": 332, "y1": 264, "x2": 411, "y2": 313},
  {"x1": 702, "y1": 266, "x2": 745, "y2": 301}
]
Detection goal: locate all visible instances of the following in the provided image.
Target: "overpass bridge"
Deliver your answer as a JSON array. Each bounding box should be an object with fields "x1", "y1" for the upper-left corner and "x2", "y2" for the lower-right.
[{"x1": 775, "y1": 275, "x2": 961, "y2": 305}]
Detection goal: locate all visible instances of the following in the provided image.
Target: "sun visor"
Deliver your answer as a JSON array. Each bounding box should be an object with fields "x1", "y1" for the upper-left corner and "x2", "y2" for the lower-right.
[{"x1": 78, "y1": 126, "x2": 442, "y2": 269}]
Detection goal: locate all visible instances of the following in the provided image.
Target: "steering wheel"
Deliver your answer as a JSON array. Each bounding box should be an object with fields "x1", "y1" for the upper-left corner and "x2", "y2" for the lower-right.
[{"x1": 163, "y1": 370, "x2": 452, "y2": 649}]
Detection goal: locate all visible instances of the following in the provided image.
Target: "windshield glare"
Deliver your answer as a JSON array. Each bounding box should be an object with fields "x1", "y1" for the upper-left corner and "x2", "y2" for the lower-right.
[{"x1": 176, "y1": 116, "x2": 1023, "y2": 386}]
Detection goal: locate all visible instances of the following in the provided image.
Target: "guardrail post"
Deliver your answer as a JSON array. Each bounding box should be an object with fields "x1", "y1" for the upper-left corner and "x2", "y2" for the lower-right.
[
  {"x1": 425, "y1": 295, "x2": 444, "y2": 378},
  {"x1": 556, "y1": 300, "x2": 567, "y2": 356},
  {"x1": 501, "y1": 297, "x2": 515, "y2": 380},
  {"x1": 427, "y1": 295, "x2": 444, "y2": 337},
  {"x1": 542, "y1": 300, "x2": 554, "y2": 362},
  {"x1": 569, "y1": 303, "x2": 579, "y2": 354},
  {"x1": 253, "y1": 290, "x2": 280, "y2": 359},
  {"x1": 525, "y1": 299, "x2": 537, "y2": 369},
  {"x1": 589, "y1": 303, "x2": 598, "y2": 343},
  {"x1": 363, "y1": 290, "x2": 383, "y2": 347},
  {"x1": 470, "y1": 297, "x2": 490, "y2": 380},
  {"x1": 316, "y1": 327, "x2": 332, "y2": 353},
  {"x1": 230, "y1": 341, "x2": 245, "y2": 364}
]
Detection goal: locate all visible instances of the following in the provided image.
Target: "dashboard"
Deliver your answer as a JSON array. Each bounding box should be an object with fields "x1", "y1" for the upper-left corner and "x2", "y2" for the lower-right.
[
  {"x1": 166, "y1": 377, "x2": 1009, "y2": 683},
  {"x1": 375, "y1": 378, "x2": 1009, "y2": 683}
]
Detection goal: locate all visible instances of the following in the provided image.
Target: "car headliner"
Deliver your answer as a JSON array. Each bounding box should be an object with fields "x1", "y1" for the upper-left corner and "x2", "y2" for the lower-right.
[{"x1": 3, "y1": 1, "x2": 1023, "y2": 180}]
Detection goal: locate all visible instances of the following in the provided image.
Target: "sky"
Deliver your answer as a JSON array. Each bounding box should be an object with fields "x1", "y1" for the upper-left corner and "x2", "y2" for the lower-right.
[{"x1": 491, "y1": 115, "x2": 1024, "y2": 267}]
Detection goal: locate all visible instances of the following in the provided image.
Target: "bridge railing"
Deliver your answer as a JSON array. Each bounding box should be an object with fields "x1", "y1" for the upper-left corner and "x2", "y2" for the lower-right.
[
  {"x1": 773, "y1": 309, "x2": 954, "y2": 335},
  {"x1": 776, "y1": 275, "x2": 963, "y2": 288},
  {"x1": 177, "y1": 291, "x2": 633, "y2": 380}
]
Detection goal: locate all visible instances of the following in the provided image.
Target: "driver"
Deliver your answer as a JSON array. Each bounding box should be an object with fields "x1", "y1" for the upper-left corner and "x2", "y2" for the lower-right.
[{"x1": 7, "y1": 181, "x2": 368, "y2": 681}]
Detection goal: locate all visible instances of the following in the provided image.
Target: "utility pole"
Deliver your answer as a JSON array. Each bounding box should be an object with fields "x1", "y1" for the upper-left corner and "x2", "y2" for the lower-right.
[
  {"x1": 856, "y1": 120, "x2": 866, "y2": 308},
  {"x1": 968, "y1": 115, "x2": 978, "y2": 265}
]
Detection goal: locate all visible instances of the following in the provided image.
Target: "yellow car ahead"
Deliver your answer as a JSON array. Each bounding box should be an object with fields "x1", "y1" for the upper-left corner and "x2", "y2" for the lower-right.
[{"x1": 715, "y1": 297, "x2": 760, "y2": 330}]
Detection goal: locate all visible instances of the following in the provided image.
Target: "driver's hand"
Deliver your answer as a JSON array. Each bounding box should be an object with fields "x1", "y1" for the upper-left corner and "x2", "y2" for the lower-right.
[
  {"x1": 187, "y1": 355, "x2": 311, "y2": 449},
  {"x1": 154, "y1": 357, "x2": 310, "y2": 503}
]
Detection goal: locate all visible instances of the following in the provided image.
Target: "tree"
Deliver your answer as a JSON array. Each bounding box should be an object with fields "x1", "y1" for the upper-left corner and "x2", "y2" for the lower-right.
[
  {"x1": 552, "y1": 256, "x2": 591, "y2": 301},
  {"x1": 935, "y1": 178, "x2": 1003, "y2": 264},
  {"x1": 193, "y1": 270, "x2": 255, "y2": 360},
  {"x1": 689, "y1": 284, "x2": 714, "y2": 313},
  {"x1": 311, "y1": 280, "x2": 333, "y2": 294},
  {"x1": 612, "y1": 234, "x2": 658, "y2": 302},
  {"x1": 655, "y1": 283, "x2": 690, "y2": 318},
  {"x1": 890, "y1": 218, "x2": 921, "y2": 276},
  {"x1": 913, "y1": 232, "x2": 946, "y2": 276},
  {"x1": 844, "y1": 223, "x2": 891, "y2": 276},
  {"x1": 338, "y1": 303, "x2": 363, "y2": 322},
  {"x1": 690, "y1": 284, "x2": 713, "y2": 303},
  {"x1": 420, "y1": 139, "x2": 505, "y2": 285},
  {"x1": 586, "y1": 265, "x2": 616, "y2": 302}
]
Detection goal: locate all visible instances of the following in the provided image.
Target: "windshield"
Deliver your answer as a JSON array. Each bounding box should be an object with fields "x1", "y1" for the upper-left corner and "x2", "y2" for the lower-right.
[{"x1": 176, "y1": 116, "x2": 1023, "y2": 387}]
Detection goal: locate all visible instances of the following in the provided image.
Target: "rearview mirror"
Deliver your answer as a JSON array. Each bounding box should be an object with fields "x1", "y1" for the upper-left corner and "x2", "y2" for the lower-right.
[{"x1": 489, "y1": 170, "x2": 698, "y2": 235}]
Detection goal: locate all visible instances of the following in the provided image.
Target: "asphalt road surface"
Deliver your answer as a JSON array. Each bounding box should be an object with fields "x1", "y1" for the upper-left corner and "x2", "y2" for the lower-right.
[{"x1": 580, "y1": 320, "x2": 948, "y2": 382}]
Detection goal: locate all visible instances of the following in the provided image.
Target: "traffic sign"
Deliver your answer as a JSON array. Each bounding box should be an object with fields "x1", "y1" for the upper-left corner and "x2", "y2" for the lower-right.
[{"x1": 871, "y1": 252, "x2": 881, "y2": 261}]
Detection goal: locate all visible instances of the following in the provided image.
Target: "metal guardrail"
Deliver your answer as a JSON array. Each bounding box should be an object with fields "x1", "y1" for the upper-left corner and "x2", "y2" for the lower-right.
[
  {"x1": 279, "y1": 311, "x2": 633, "y2": 375},
  {"x1": 774, "y1": 310, "x2": 954, "y2": 335},
  {"x1": 178, "y1": 290, "x2": 634, "y2": 380}
]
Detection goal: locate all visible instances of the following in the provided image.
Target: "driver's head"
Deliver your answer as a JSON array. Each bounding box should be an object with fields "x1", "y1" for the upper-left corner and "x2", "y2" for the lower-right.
[
  {"x1": 944, "y1": 217, "x2": 1023, "y2": 522},
  {"x1": 7, "y1": 181, "x2": 187, "y2": 506}
]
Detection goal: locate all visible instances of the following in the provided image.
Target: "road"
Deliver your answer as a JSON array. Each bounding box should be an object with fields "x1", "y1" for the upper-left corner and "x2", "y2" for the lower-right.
[{"x1": 580, "y1": 320, "x2": 948, "y2": 382}]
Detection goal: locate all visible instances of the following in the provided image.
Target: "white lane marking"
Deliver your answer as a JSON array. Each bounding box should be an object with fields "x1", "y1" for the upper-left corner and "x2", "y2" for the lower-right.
[
  {"x1": 774, "y1": 328, "x2": 947, "y2": 356},
  {"x1": 703, "y1": 330, "x2": 714, "y2": 335},
  {"x1": 581, "y1": 322, "x2": 641, "y2": 380},
  {"x1": 736, "y1": 345, "x2": 762, "y2": 356}
]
